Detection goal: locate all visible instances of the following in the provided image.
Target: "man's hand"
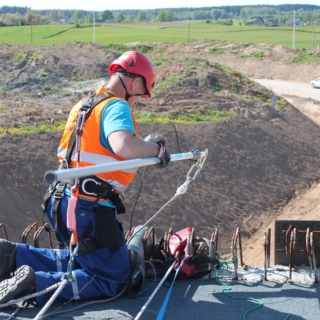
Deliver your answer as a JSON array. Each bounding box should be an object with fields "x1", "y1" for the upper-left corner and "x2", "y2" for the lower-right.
[
  {"x1": 156, "y1": 144, "x2": 171, "y2": 168},
  {"x1": 144, "y1": 132, "x2": 166, "y2": 145}
]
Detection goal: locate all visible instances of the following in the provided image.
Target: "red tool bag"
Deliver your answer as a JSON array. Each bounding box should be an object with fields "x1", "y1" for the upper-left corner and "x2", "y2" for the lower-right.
[{"x1": 164, "y1": 227, "x2": 220, "y2": 279}]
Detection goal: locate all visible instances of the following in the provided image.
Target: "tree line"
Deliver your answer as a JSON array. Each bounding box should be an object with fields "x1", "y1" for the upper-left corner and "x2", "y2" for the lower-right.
[{"x1": 1, "y1": 4, "x2": 320, "y2": 26}]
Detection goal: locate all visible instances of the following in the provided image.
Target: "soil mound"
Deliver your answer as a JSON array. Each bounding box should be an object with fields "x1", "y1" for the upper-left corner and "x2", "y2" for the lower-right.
[{"x1": 1, "y1": 42, "x2": 320, "y2": 261}]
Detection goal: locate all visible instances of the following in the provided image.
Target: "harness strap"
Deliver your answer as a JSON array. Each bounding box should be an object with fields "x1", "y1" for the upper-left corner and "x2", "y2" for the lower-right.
[
  {"x1": 62, "y1": 92, "x2": 113, "y2": 170},
  {"x1": 79, "y1": 176, "x2": 126, "y2": 214},
  {"x1": 52, "y1": 181, "x2": 71, "y2": 248}
]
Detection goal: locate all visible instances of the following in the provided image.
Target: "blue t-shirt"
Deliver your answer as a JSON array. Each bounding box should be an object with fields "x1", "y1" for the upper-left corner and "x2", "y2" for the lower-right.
[{"x1": 100, "y1": 98, "x2": 136, "y2": 151}]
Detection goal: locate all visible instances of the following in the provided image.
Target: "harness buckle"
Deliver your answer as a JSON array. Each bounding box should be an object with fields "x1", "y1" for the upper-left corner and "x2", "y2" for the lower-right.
[
  {"x1": 81, "y1": 178, "x2": 101, "y2": 196},
  {"x1": 54, "y1": 182, "x2": 67, "y2": 199}
]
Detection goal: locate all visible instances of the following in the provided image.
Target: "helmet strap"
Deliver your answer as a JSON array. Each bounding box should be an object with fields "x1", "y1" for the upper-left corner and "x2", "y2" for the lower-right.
[
  {"x1": 117, "y1": 72, "x2": 146, "y2": 101},
  {"x1": 117, "y1": 73, "x2": 132, "y2": 101}
]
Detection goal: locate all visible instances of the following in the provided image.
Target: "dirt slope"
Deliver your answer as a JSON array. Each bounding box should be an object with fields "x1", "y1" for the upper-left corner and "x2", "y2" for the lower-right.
[{"x1": 1, "y1": 41, "x2": 320, "y2": 264}]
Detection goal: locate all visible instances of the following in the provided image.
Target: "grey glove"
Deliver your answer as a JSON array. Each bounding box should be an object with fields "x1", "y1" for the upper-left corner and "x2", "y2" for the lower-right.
[{"x1": 144, "y1": 132, "x2": 166, "y2": 145}]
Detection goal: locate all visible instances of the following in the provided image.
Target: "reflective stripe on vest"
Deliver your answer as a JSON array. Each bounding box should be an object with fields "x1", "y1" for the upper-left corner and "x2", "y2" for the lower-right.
[{"x1": 57, "y1": 87, "x2": 139, "y2": 193}]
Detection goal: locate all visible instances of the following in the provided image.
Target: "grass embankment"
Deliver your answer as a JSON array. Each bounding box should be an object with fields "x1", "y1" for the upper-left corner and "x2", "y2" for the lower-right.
[{"x1": 0, "y1": 110, "x2": 236, "y2": 137}]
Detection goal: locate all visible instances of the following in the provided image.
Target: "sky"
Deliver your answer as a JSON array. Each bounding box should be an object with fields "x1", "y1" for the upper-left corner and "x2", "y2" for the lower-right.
[{"x1": 1, "y1": 0, "x2": 319, "y2": 11}]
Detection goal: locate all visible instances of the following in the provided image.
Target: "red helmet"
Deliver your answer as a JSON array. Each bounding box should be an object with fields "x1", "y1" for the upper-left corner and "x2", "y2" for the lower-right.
[{"x1": 108, "y1": 51, "x2": 155, "y2": 98}]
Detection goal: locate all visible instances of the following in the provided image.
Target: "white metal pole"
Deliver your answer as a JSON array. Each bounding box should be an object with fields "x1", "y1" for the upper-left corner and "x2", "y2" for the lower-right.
[
  {"x1": 93, "y1": 10, "x2": 96, "y2": 43},
  {"x1": 292, "y1": 10, "x2": 295, "y2": 49},
  {"x1": 44, "y1": 151, "x2": 207, "y2": 184}
]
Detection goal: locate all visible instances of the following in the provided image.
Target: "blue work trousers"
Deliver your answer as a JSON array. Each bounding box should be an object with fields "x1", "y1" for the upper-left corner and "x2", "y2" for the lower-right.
[{"x1": 16, "y1": 235, "x2": 130, "y2": 306}]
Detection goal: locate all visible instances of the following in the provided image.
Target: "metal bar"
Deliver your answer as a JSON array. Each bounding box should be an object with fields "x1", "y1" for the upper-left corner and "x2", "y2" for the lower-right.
[
  {"x1": 0, "y1": 223, "x2": 9, "y2": 240},
  {"x1": 21, "y1": 222, "x2": 38, "y2": 244},
  {"x1": 236, "y1": 228, "x2": 244, "y2": 267},
  {"x1": 44, "y1": 150, "x2": 207, "y2": 184},
  {"x1": 310, "y1": 232, "x2": 318, "y2": 283},
  {"x1": 267, "y1": 228, "x2": 271, "y2": 268},
  {"x1": 282, "y1": 230, "x2": 320, "y2": 234},
  {"x1": 306, "y1": 228, "x2": 314, "y2": 269},
  {"x1": 289, "y1": 230, "x2": 294, "y2": 279},
  {"x1": 231, "y1": 233, "x2": 238, "y2": 280},
  {"x1": 264, "y1": 232, "x2": 268, "y2": 281},
  {"x1": 209, "y1": 228, "x2": 218, "y2": 279},
  {"x1": 285, "y1": 225, "x2": 292, "y2": 255}
]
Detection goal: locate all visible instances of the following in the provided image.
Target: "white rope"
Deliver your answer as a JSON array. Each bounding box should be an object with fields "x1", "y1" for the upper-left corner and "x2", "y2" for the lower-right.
[
  {"x1": 0, "y1": 281, "x2": 64, "y2": 309},
  {"x1": 34, "y1": 279, "x2": 69, "y2": 320},
  {"x1": 134, "y1": 263, "x2": 174, "y2": 320}
]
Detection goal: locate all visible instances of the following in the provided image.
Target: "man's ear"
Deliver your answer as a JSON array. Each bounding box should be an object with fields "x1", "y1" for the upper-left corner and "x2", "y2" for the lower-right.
[{"x1": 132, "y1": 77, "x2": 141, "y2": 89}]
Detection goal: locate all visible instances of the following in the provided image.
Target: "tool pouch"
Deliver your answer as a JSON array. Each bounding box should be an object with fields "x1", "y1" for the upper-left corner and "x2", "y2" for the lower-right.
[{"x1": 95, "y1": 206, "x2": 123, "y2": 253}]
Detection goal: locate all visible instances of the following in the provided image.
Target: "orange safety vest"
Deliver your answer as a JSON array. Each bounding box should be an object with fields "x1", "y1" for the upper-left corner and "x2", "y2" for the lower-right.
[{"x1": 57, "y1": 87, "x2": 139, "y2": 198}]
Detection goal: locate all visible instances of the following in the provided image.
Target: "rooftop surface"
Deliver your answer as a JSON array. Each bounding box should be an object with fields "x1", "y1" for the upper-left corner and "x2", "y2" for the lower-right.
[{"x1": 1, "y1": 264, "x2": 319, "y2": 320}]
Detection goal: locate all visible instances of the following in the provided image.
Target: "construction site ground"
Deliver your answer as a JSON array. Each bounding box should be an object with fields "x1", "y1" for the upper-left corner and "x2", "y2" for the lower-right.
[{"x1": 1, "y1": 41, "x2": 320, "y2": 263}]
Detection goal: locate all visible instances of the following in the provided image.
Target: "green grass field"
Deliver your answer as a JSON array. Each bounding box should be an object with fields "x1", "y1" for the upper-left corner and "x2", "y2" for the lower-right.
[{"x1": 1, "y1": 22, "x2": 319, "y2": 49}]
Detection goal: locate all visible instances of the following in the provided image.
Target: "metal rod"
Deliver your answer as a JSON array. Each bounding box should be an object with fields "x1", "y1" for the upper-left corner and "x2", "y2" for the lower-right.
[{"x1": 44, "y1": 150, "x2": 207, "y2": 184}]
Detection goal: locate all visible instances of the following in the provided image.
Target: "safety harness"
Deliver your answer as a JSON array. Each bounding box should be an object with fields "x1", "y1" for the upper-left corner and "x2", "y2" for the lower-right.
[{"x1": 42, "y1": 92, "x2": 126, "y2": 251}]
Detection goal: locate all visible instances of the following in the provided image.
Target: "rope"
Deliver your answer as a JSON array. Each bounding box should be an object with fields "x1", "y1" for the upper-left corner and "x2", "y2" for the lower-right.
[
  {"x1": 156, "y1": 262, "x2": 181, "y2": 320},
  {"x1": 41, "y1": 283, "x2": 129, "y2": 319},
  {"x1": 34, "y1": 278, "x2": 69, "y2": 320},
  {"x1": 216, "y1": 260, "x2": 291, "y2": 320},
  {"x1": 0, "y1": 281, "x2": 64, "y2": 309},
  {"x1": 136, "y1": 260, "x2": 157, "y2": 300},
  {"x1": 134, "y1": 263, "x2": 174, "y2": 320}
]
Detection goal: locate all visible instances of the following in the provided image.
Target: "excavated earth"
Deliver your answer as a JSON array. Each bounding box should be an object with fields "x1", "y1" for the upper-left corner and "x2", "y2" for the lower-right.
[{"x1": 1, "y1": 41, "x2": 320, "y2": 263}]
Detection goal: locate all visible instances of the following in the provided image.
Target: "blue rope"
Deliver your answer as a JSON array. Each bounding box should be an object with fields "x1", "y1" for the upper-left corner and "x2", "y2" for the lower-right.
[
  {"x1": 136, "y1": 260, "x2": 157, "y2": 300},
  {"x1": 156, "y1": 263, "x2": 181, "y2": 320}
]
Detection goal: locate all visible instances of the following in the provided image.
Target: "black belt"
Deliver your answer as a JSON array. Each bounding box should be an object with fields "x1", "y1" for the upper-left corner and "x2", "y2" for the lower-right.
[{"x1": 78, "y1": 176, "x2": 126, "y2": 214}]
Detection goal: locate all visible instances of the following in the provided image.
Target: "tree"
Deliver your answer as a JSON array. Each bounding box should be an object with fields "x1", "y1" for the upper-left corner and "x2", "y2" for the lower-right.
[
  {"x1": 115, "y1": 13, "x2": 125, "y2": 23},
  {"x1": 72, "y1": 10, "x2": 84, "y2": 24},
  {"x1": 125, "y1": 15, "x2": 134, "y2": 22},
  {"x1": 165, "y1": 10, "x2": 174, "y2": 22},
  {"x1": 49, "y1": 10, "x2": 60, "y2": 23},
  {"x1": 211, "y1": 9, "x2": 223, "y2": 20},
  {"x1": 1, "y1": 12, "x2": 24, "y2": 26},
  {"x1": 157, "y1": 9, "x2": 166, "y2": 22},
  {"x1": 156, "y1": 9, "x2": 174, "y2": 22},
  {"x1": 137, "y1": 10, "x2": 147, "y2": 22},
  {"x1": 25, "y1": 9, "x2": 38, "y2": 24},
  {"x1": 100, "y1": 10, "x2": 113, "y2": 21}
]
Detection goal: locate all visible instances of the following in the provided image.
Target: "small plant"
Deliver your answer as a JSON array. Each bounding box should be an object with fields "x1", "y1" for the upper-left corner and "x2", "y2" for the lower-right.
[
  {"x1": 154, "y1": 57, "x2": 167, "y2": 66},
  {"x1": 136, "y1": 44, "x2": 154, "y2": 53},
  {"x1": 229, "y1": 81, "x2": 241, "y2": 93},
  {"x1": 104, "y1": 44, "x2": 128, "y2": 52},
  {"x1": 186, "y1": 66, "x2": 197, "y2": 77},
  {"x1": 14, "y1": 50, "x2": 26, "y2": 59},
  {"x1": 0, "y1": 103, "x2": 8, "y2": 111},
  {"x1": 40, "y1": 85, "x2": 66, "y2": 92},
  {"x1": 27, "y1": 53, "x2": 38, "y2": 60},
  {"x1": 209, "y1": 48, "x2": 225, "y2": 55},
  {"x1": 251, "y1": 51, "x2": 265, "y2": 58},
  {"x1": 276, "y1": 98, "x2": 287, "y2": 109},
  {"x1": 39, "y1": 72, "x2": 47, "y2": 77}
]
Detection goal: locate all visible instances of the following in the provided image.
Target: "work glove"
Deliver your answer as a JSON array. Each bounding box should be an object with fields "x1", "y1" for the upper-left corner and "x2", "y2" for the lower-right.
[
  {"x1": 144, "y1": 132, "x2": 166, "y2": 145},
  {"x1": 156, "y1": 144, "x2": 171, "y2": 168},
  {"x1": 144, "y1": 133, "x2": 171, "y2": 168}
]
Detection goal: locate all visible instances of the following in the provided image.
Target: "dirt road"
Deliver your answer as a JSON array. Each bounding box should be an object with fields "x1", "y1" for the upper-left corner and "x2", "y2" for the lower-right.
[{"x1": 254, "y1": 79, "x2": 320, "y2": 100}]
